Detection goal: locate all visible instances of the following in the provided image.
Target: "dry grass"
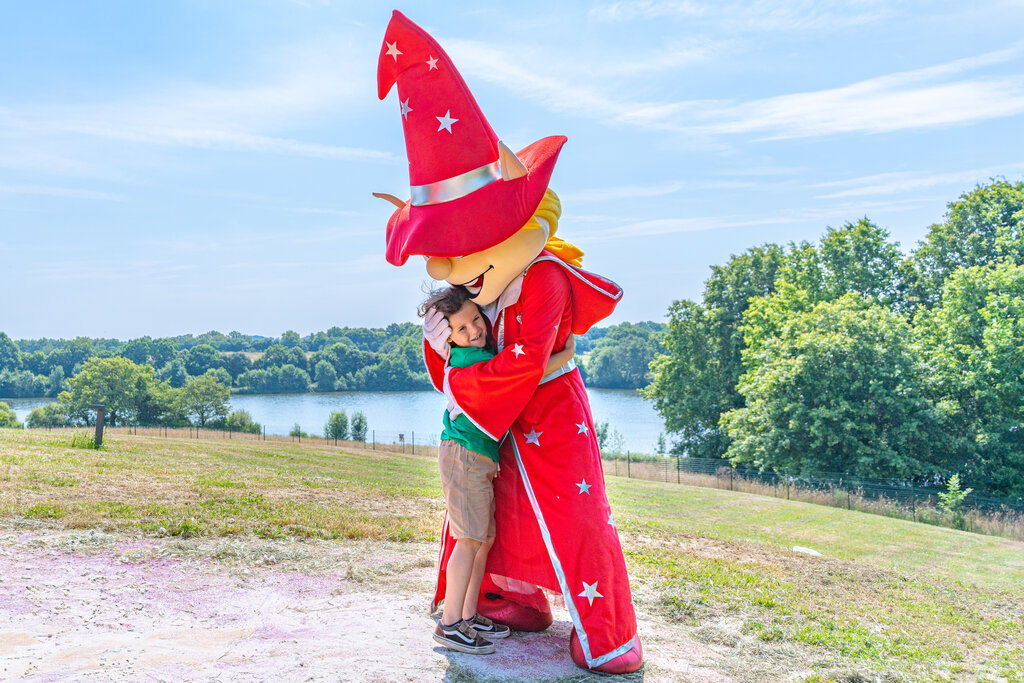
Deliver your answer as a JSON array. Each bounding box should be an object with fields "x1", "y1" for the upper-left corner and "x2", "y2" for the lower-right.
[{"x1": 2, "y1": 427, "x2": 1022, "y2": 682}]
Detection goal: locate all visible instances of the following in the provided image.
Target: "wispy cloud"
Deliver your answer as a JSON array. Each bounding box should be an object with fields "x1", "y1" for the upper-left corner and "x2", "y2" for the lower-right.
[
  {"x1": 451, "y1": 40, "x2": 1024, "y2": 140},
  {"x1": 590, "y1": 197, "x2": 927, "y2": 240},
  {"x1": 0, "y1": 183, "x2": 126, "y2": 201},
  {"x1": 0, "y1": 36, "x2": 396, "y2": 165},
  {"x1": 813, "y1": 164, "x2": 1024, "y2": 199},
  {"x1": 31, "y1": 260, "x2": 198, "y2": 282},
  {"x1": 560, "y1": 181, "x2": 686, "y2": 203},
  {"x1": 589, "y1": 0, "x2": 894, "y2": 32}
]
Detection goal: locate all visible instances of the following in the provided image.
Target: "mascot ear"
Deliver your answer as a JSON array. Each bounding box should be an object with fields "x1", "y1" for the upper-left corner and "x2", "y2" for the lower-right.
[
  {"x1": 372, "y1": 192, "x2": 407, "y2": 209},
  {"x1": 498, "y1": 141, "x2": 528, "y2": 181}
]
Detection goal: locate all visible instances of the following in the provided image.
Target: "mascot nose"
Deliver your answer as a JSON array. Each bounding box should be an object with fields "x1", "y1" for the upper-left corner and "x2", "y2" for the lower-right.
[{"x1": 426, "y1": 256, "x2": 453, "y2": 280}]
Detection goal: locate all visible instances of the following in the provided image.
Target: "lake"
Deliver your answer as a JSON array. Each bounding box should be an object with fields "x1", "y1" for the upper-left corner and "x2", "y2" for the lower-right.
[{"x1": 5, "y1": 388, "x2": 666, "y2": 454}]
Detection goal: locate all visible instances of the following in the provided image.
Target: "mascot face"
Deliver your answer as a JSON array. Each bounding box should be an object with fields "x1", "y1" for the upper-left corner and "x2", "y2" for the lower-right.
[{"x1": 425, "y1": 223, "x2": 548, "y2": 305}]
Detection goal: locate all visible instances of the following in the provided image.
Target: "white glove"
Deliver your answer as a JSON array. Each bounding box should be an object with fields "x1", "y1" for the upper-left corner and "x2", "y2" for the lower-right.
[{"x1": 423, "y1": 307, "x2": 451, "y2": 360}]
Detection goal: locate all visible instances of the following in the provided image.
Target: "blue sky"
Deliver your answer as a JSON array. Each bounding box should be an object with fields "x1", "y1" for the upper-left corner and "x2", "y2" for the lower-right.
[{"x1": 2, "y1": 1, "x2": 1023, "y2": 340}]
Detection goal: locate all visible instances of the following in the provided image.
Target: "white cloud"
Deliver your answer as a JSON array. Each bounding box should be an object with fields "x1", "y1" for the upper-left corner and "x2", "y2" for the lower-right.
[
  {"x1": 560, "y1": 181, "x2": 686, "y2": 203},
  {"x1": 451, "y1": 39, "x2": 1024, "y2": 140},
  {"x1": 589, "y1": 0, "x2": 895, "y2": 32},
  {"x1": 813, "y1": 164, "x2": 1024, "y2": 198},
  {"x1": 0, "y1": 183, "x2": 125, "y2": 201},
  {"x1": 0, "y1": 35, "x2": 396, "y2": 165}
]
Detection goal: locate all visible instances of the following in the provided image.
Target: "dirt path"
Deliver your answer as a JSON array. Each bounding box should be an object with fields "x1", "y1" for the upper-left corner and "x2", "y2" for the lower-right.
[{"x1": 0, "y1": 524, "x2": 732, "y2": 682}]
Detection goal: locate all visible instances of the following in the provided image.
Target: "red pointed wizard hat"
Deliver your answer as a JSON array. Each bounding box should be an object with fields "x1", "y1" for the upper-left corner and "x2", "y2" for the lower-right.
[{"x1": 376, "y1": 10, "x2": 567, "y2": 266}]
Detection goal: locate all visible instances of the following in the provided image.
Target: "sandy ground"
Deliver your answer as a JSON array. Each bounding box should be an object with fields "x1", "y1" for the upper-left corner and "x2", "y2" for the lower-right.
[{"x1": 0, "y1": 523, "x2": 733, "y2": 682}]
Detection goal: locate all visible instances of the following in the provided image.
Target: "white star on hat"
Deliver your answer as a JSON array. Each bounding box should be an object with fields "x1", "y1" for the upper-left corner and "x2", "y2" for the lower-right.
[
  {"x1": 577, "y1": 479, "x2": 592, "y2": 495},
  {"x1": 426, "y1": 55, "x2": 438, "y2": 70},
  {"x1": 436, "y1": 110, "x2": 458, "y2": 133},
  {"x1": 577, "y1": 421, "x2": 588, "y2": 435},
  {"x1": 511, "y1": 343, "x2": 525, "y2": 358},
  {"x1": 385, "y1": 41, "x2": 402, "y2": 61},
  {"x1": 578, "y1": 580, "x2": 604, "y2": 606},
  {"x1": 400, "y1": 98, "x2": 412, "y2": 120},
  {"x1": 524, "y1": 428, "x2": 542, "y2": 446}
]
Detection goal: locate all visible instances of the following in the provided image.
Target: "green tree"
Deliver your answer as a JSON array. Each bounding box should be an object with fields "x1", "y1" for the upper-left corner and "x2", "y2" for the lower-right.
[
  {"x1": 223, "y1": 409, "x2": 261, "y2": 434},
  {"x1": 224, "y1": 352, "x2": 252, "y2": 380},
  {"x1": 122, "y1": 337, "x2": 152, "y2": 364},
  {"x1": 0, "y1": 401, "x2": 21, "y2": 428},
  {"x1": 183, "y1": 343, "x2": 223, "y2": 376},
  {"x1": 27, "y1": 402, "x2": 70, "y2": 428},
  {"x1": 325, "y1": 410, "x2": 349, "y2": 440},
  {"x1": 905, "y1": 179, "x2": 1024, "y2": 310},
  {"x1": 584, "y1": 323, "x2": 662, "y2": 389},
  {"x1": 149, "y1": 338, "x2": 178, "y2": 368},
  {"x1": 281, "y1": 330, "x2": 302, "y2": 348},
  {"x1": 314, "y1": 360, "x2": 338, "y2": 393},
  {"x1": 780, "y1": 219, "x2": 904, "y2": 308},
  {"x1": 60, "y1": 357, "x2": 157, "y2": 426},
  {"x1": 350, "y1": 411, "x2": 368, "y2": 441},
  {"x1": 0, "y1": 333, "x2": 22, "y2": 372},
  {"x1": 180, "y1": 374, "x2": 230, "y2": 427},
  {"x1": 645, "y1": 245, "x2": 784, "y2": 458},
  {"x1": 45, "y1": 366, "x2": 67, "y2": 397},
  {"x1": 722, "y1": 295, "x2": 939, "y2": 480},
  {"x1": 915, "y1": 261, "x2": 1024, "y2": 497}
]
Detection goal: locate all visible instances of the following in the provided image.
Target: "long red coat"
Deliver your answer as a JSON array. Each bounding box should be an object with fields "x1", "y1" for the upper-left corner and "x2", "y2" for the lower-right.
[{"x1": 425, "y1": 253, "x2": 639, "y2": 669}]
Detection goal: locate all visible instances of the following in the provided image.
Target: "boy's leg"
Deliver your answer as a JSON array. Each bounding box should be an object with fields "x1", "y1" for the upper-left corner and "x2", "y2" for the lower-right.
[
  {"x1": 441, "y1": 537, "x2": 481, "y2": 626},
  {"x1": 462, "y1": 536, "x2": 494, "y2": 620}
]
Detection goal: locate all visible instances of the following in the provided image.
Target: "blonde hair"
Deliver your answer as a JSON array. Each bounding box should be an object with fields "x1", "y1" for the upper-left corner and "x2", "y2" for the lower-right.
[{"x1": 523, "y1": 189, "x2": 583, "y2": 267}]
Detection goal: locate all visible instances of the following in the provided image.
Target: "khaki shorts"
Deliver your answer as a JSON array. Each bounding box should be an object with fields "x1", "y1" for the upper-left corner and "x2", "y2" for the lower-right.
[{"x1": 438, "y1": 440, "x2": 498, "y2": 542}]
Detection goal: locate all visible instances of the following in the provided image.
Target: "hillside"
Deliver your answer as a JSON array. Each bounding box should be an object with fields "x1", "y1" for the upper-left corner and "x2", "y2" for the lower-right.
[{"x1": 1, "y1": 429, "x2": 1021, "y2": 682}]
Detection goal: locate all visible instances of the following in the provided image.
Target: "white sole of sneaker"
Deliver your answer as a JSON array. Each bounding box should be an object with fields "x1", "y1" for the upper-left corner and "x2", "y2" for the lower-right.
[
  {"x1": 432, "y1": 633, "x2": 496, "y2": 655},
  {"x1": 476, "y1": 629, "x2": 510, "y2": 639}
]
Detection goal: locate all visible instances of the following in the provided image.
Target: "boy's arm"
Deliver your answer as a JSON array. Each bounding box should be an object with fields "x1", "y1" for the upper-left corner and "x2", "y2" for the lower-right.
[{"x1": 544, "y1": 334, "x2": 575, "y2": 375}]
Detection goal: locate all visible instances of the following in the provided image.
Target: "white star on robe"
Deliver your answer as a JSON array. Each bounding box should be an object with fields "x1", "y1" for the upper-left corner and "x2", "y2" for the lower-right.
[
  {"x1": 400, "y1": 98, "x2": 412, "y2": 120},
  {"x1": 578, "y1": 581, "x2": 604, "y2": 606},
  {"x1": 436, "y1": 110, "x2": 458, "y2": 133},
  {"x1": 426, "y1": 55, "x2": 438, "y2": 70},
  {"x1": 524, "y1": 428, "x2": 542, "y2": 446},
  {"x1": 577, "y1": 479, "x2": 592, "y2": 495},
  {"x1": 576, "y1": 421, "x2": 588, "y2": 435},
  {"x1": 608, "y1": 513, "x2": 616, "y2": 528},
  {"x1": 385, "y1": 41, "x2": 402, "y2": 61},
  {"x1": 511, "y1": 343, "x2": 525, "y2": 358}
]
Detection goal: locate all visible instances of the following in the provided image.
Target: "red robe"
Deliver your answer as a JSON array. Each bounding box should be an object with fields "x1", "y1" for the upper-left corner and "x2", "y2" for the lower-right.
[{"x1": 425, "y1": 253, "x2": 639, "y2": 669}]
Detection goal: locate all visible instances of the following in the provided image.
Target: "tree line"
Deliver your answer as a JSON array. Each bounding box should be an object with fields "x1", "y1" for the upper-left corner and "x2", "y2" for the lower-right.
[
  {"x1": 0, "y1": 320, "x2": 662, "y2": 401},
  {"x1": 644, "y1": 179, "x2": 1024, "y2": 501}
]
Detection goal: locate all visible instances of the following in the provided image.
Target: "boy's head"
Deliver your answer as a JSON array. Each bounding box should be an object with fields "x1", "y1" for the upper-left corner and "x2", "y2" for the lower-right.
[{"x1": 419, "y1": 286, "x2": 487, "y2": 348}]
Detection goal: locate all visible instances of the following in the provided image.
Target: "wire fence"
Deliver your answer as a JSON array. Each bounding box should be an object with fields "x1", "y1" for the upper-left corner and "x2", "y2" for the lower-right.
[
  {"x1": 29, "y1": 425, "x2": 1024, "y2": 540},
  {"x1": 601, "y1": 452, "x2": 1024, "y2": 540}
]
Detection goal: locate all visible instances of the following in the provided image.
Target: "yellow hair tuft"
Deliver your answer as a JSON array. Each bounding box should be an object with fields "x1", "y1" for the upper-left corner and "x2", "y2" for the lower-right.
[{"x1": 523, "y1": 189, "x2": 583, "y2": 267}]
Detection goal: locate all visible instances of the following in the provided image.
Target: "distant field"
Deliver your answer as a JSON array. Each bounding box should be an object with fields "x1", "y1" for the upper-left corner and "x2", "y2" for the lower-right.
[{"x1": 1, "y1": 428, "x2": 1021, "y2": 682}]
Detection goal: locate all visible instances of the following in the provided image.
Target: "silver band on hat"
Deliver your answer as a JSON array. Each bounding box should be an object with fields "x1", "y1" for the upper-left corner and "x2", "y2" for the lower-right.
[{"x1": 410, "y1": 159, "x2": 501, "y2": 207}]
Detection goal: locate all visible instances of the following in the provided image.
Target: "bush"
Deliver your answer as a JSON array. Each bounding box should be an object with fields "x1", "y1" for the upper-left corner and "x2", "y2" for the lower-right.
[
  {"x1": 350, "y1": 411, "x2": 368, "y2": 441},
  {"x1": 0, "y1": 401, "x2": 22, "y2": 428},
  {"x1": 27, "y1": 402, "x2": 70, "y2": 428},
  {"x1": 208, "y1": 410, "x2": 262, "y2": 434},
  {"x1": 325, "y1": 410, "x2": 349, "y2": 440},
  {"x1": 289, "y1": 423, "x2": 308, "y2": 438}
]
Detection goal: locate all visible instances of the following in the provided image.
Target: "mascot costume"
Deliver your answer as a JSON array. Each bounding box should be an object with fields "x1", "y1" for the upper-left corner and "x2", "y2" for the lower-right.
[{"x1": 374, "y1": 10, "x2": 643, "y2": 674}]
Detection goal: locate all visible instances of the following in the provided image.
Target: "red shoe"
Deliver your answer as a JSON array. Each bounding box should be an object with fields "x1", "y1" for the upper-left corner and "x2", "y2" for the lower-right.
[
  {"x1": 569, "y1": 627, "x2": 643, "y2": 674},
  {"x1": 476, "y1": 589, "x2": 552, "y2": 632}
]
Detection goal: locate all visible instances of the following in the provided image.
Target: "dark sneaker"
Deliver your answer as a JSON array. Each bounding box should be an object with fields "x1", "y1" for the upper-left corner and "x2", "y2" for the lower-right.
[
  {"x1": 433, "y1": 620, "x2": 495, "y2": 654},
  {"x1": 467, "y1": 613, "x2": 510, "y2": 639}
]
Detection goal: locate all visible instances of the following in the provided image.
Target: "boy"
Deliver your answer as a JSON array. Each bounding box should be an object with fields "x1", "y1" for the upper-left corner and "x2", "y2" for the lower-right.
[{"x1": 420, "y1": 286, "x2": 575, "y2": 654}]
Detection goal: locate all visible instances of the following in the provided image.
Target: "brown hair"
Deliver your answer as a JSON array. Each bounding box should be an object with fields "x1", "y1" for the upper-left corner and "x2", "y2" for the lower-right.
[{"x1": 417, "y1": 285, "x2": 472, "y2": 318}]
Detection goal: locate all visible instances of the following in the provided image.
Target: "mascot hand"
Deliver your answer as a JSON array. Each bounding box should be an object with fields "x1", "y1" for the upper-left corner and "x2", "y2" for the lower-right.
[{"x1": 423, "y1": 308, "x2": 451, "y2": 360}]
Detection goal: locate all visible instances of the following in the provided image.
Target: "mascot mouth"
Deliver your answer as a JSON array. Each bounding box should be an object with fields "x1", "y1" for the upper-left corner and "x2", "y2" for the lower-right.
[{"x1": 458, "y1": 266, "x2": 493, "y2": 298}]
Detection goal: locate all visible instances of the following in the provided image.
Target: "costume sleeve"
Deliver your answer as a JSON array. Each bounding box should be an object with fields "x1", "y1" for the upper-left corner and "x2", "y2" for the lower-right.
[
  {"x1": 444, "y1": 263, "x2": 569, "y2": 440},
  {"x1": 423, "y1": 338, "x2": 445, "y2": 392}
]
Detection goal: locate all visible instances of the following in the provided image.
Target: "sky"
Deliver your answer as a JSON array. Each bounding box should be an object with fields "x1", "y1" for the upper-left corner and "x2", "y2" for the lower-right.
[{"x1": 2, "y1": 0, "x2": 1023, "y2": 341}]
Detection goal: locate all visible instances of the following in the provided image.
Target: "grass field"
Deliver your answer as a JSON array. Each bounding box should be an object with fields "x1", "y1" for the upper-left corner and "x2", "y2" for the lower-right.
[{"x1": 1, "y1": 428, "x2": 1021, "y2": 682}]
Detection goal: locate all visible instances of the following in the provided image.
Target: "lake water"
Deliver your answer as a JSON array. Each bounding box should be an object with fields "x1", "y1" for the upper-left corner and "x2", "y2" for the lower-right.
[{"x1": 5, "y1": 388, "x2": 666, "y2": 454}]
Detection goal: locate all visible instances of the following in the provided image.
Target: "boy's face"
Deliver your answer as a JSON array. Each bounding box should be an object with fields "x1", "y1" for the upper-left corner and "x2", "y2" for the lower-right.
[{"x1": 447, "y1": 300, "x2": 487, "y2": 348}]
